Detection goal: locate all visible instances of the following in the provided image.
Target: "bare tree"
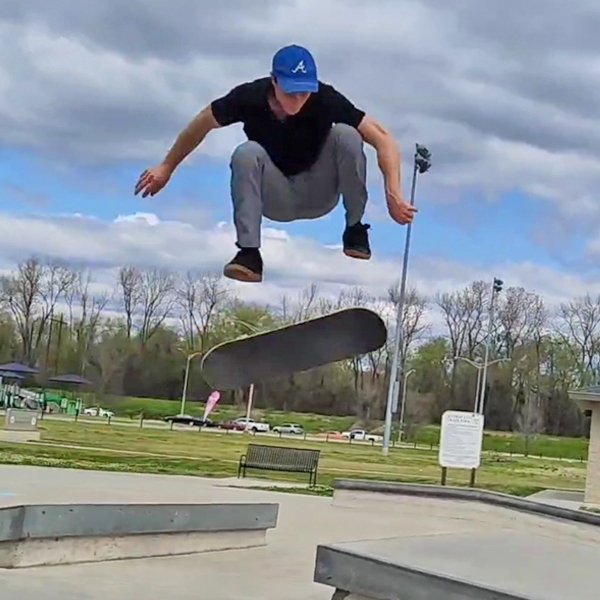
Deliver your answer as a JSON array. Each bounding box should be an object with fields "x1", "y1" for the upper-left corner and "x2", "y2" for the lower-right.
[
  {"x1": 388, "y1": 283, "x2": 429, "y2": 364},
  {"x1": 117, "y1": 267, "x2": 176, "y2": 344},
  {"x1": 0, "y1": 258, "x2": 74, "y2": 364},
  {"x1": 554, "y1": 294, "x2": 600, "y2": 384},
  {"x1": 280, "y1": 284, "x2": 320, "y2": 323},
  {"x1": 65, "y1": 267, "x2": 111, "y2": 374},
  {"x1": 515, "y1": 384, "x2": 544, "y2": 456},
  {"x1": 118, "y1": 267, "x2": 141, "y2": 339},
  {"x1": 138, "y1": 268, "x2": 177, "y2": 344},
  {"x1": 436, "y1": 281, "x2": 488, "y2": 360},
  {"x1": 89, "y1": 323, "x2": 132, "y2": 395},
  {"x1": 176, "y1": 270, "x2": 229, "y2": 351},
  {"x1": 496, "y1": 287, "x2": 547, "y2": 358},
  {"x1": 435, "y1": 281, "x2": 490, "y2": 409}
]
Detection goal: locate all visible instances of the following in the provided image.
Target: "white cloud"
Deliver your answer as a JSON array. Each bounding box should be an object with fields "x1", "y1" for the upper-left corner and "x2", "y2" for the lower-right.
[
  {"x1": 2, "y1": 0, "x2": 600, "y2": 226},
  {"x1": 0, "y1": 210, "x2": 594, "y2": 317},
  {"x1": 2, "y1": 0, "x2": 600, "y2": 333},
  {"x1": 114, "y1": 212, "x2": 161, "y2": 226}
]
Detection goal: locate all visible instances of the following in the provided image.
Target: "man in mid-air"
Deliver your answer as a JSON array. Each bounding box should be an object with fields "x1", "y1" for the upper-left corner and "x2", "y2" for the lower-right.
[{"x1": 134, "y1": 44, "x2": 416, "y2": 283}]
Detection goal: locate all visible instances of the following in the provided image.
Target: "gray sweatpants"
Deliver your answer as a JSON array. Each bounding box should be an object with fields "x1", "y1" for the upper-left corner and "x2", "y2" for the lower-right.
[{"x1": 229, "y1": 123, "x2": 368, "y2": 248}]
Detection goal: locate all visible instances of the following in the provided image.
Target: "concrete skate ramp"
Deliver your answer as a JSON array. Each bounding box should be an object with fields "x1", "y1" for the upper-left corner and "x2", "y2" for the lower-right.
[
  {"x1": 526, "y1": 489, "x2": 585, "y2": 511},
  {"x1": 314, "y1": 530, "x2": 598, "y2": 600},
  {"x1": 314, "y1": 479, "x2": 600, "y2": 599},
  {"x1": 332, "y1": 478, "x2": 600, "y2": 526},
  {"x1": 0, "y1": 502, "x2": 278, "y2": 568}
]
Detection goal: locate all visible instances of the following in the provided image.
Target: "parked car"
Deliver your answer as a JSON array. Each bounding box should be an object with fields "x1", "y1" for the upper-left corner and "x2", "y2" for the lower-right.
[
  {"x1": 221, "y1": 417, "x2": 269, "y2": 433},
  {"x1": 272, "y1": 423, "x2": 304, "y2": 435},
  {"x1": 83, "y1": 406, "x2": 114, "y2": 418},
  {"x1": 219, "y1": 419, "x2": 247, "y2": 431},
  {"x1": 342, "y1": 428, "x2": 381, "y2": 442},
  {"x1": 164, "y1": 414, "x2": 217, "y2": 427}
]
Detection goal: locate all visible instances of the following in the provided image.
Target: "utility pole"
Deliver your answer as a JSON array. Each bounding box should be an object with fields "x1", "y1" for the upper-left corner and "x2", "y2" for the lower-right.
[
  {"x1": 454, "y1": 356, "x2": 510, "y2": 412},
  {"x1": 382, "y1": 144, "x2": 431, "y2": 455},
  {"x1": 397, "y1": 368, "x2": 416, "y2": 442},
  {"x1": 179, "y1": 350, "x2": 202, "y2": 415},
  {"x1": 477, "y1": 277, "x2": 504, "y2": 414}
]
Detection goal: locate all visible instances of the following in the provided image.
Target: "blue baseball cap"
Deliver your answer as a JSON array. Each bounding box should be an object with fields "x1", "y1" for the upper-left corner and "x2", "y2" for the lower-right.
[{"x1": 271, "y1": 44, "x2": 318, "y2": 93}]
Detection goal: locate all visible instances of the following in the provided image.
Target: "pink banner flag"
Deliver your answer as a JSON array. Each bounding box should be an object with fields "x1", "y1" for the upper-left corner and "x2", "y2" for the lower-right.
[{"x1": 203, "y1": 390, "x2": 221, "y2": 421}]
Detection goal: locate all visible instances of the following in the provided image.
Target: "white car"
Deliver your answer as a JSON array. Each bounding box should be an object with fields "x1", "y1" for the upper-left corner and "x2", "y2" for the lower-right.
[
  {"x1": 83, "y1": 407, "x2": 114, "y2": 418},
  {"x1": 233, "y1": 417, "x2": 270, "y2": 433},
  {"x1": 342, "y1": 428, "x2": 380, "y2": 442},
  {"x1": 272, "y1": 423, "x2": 304, "y2": 435}
]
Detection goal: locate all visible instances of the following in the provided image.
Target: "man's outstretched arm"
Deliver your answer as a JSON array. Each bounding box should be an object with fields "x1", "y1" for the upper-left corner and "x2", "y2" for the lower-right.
[
  {"x1": 357, "y1": 115, "x2": 416, "y2": 225},
  {"x1": 134, "y1": 105, "x2": 222, "y2": 197},
  {"x1": 162, "y1": 104, "x2": 222, "y2": 172},
  {"x1": 357, "y1": 115, "x2": 400, "y2": 194}
]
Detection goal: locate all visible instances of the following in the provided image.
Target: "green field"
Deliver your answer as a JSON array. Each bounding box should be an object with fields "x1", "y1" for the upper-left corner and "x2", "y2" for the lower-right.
[
  {"x1": 0, "y1": 419, "x2": 586, "y2": 497},
  {"x1": 96, "y1": 395, "x2": 359, "y2": 432},
  {"x1": 89, "y1": 395, "x2": 590, "y2": 461}
]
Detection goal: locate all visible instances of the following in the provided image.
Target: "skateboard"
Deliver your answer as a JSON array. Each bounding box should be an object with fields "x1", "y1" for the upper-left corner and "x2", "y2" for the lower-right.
[{"x1": 200, "y1": 307, "x2": 387, "y2": 390}]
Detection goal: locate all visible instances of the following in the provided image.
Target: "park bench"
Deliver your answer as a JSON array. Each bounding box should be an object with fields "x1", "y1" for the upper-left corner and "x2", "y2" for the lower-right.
[{"x1": 237, "y1": 443, "x2": 320, "y2": 487}]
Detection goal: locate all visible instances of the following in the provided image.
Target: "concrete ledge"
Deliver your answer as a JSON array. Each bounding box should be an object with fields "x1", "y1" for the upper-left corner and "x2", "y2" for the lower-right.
[
  {"x1": 332, "y1": 478, "x2": 600, "y2": 527},
  {"x1": 0, "y1": 502, "x2": 278, "y2": 568},
  {"x1": 314, "y1": 530, "x2": 599, "y2": 600}
]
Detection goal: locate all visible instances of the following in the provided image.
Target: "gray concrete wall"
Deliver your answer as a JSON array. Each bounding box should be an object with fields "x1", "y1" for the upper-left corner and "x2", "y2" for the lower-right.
[
  {"x1": 332, "y1": 478, "x2": 600, "y2": 527},
  {"x1": 0, "y1": 502, "x2": 278, "y2": 568},
  {"x1": 585, "y1": 408, "x2": 600, "y2": 504}
]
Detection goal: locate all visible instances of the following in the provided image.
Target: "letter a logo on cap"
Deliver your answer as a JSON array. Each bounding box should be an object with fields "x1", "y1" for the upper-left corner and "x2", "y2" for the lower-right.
[{"x1": 291, "y1": 60, "x2": 307, "y2": 74}]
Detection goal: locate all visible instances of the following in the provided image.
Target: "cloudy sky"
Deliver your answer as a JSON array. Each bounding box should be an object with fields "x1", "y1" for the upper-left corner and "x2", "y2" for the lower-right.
[{"x1": 1, "y1": 0, "x2": 600, "y2": 315}]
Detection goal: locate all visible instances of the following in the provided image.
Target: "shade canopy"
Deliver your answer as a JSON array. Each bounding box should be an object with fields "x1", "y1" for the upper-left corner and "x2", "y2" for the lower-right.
[
  {"x1": 47, "y1": 373, "x2": 93, "y2": 386},
  {"x1": 0, "y1": 362, "x2": 38, "y2": 375},
  {"x1": 0, "y1": 371, "x2": 24, "y2": 380}
]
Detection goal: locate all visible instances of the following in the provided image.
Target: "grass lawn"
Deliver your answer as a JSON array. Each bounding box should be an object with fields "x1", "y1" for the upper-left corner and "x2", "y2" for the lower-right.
[
  {"x1": 415, "y1": 425, "x2": 589, "y2": 461},
  {"x1": 88, "y1": 395, "x2": 590, "y2": 461},
  {"x1": 0, "y1": 420, "x2": 586, "y2": 497},
  {"x1": 97, "y1": 395, "x2": 358, "y2": 433}
]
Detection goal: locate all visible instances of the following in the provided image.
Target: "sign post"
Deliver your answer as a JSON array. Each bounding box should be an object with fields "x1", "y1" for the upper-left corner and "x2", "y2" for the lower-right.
[{"x1": 438, "y1": 410, "x2": 484, "y2": 486}]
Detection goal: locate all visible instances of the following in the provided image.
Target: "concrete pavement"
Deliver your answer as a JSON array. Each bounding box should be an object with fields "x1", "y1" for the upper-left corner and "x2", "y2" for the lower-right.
[{"x1": 1, "y1": 465, "x2": 599, "y2": 599}]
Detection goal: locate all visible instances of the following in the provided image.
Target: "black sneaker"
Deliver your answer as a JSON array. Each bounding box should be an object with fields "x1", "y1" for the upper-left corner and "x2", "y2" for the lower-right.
[
  {"x1": 223, "y1": 246, "x2": 263, "y2": 282},
  {"x1": 343, "y1": 222, "x2": 371, "y2": 260}
]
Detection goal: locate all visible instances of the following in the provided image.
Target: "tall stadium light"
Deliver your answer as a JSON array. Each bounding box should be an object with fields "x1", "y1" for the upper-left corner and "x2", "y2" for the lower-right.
[
  {"x1": 382, "y1": 143, "x2": 432, "y2": 455},
  {"x1": 477, "y1": 277, "x2": 504, "y2": 414}
]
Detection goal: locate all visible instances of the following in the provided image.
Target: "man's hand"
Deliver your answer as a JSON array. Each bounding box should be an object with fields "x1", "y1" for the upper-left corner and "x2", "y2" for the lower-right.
[
  {"x1": 356, "y1": 116, "x2": 416, "y2": 225},
  {"x1": 134, "y1": 163, "x2": 173, "y2": 198},
  {"x1": 386, "y1": 190, "x2": 417, "y2": 225}
]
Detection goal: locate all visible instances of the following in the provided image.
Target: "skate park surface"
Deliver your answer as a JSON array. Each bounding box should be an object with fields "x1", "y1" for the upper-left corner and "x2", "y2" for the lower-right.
[{"x1": 1, "y1": 465, "x2": 600, "y2": 600}]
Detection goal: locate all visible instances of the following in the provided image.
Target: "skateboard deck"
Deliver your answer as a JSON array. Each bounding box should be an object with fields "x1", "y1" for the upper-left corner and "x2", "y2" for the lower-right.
[{"x1": 201, "y1": 307, "x2": 387, "y2": 390}]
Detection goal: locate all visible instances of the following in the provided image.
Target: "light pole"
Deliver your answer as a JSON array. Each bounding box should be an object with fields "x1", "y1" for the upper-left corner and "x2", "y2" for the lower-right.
[
  {"x1": 454, "y1": 356, "x2": 509, "y2": 413},
  {"x1": 382, "y1": 143, "x2": 432, "y2": 455},
  {"x1": 179, "y1": 350, "x2": 203, "y2": 415},
  {"x1": 477, "y1": 277, "x2": 503, "y2": 414},
  {"x1": 398, "y1": 368, "x2": 416, "y2": 442},
  {"x1": 228, "y1": 316, "x2": 266, "y2": 431}
]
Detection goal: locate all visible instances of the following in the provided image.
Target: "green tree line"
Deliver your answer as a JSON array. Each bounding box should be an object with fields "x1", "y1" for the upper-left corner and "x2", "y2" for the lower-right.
[{"x1": 0, "y1": 257, "x2": 593, "y2": 438}]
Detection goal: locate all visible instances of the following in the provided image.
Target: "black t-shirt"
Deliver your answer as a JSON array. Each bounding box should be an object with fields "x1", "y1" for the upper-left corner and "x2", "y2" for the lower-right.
[{"x1": 211, "y1": 77, "x2": 365, "y2": 176}]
